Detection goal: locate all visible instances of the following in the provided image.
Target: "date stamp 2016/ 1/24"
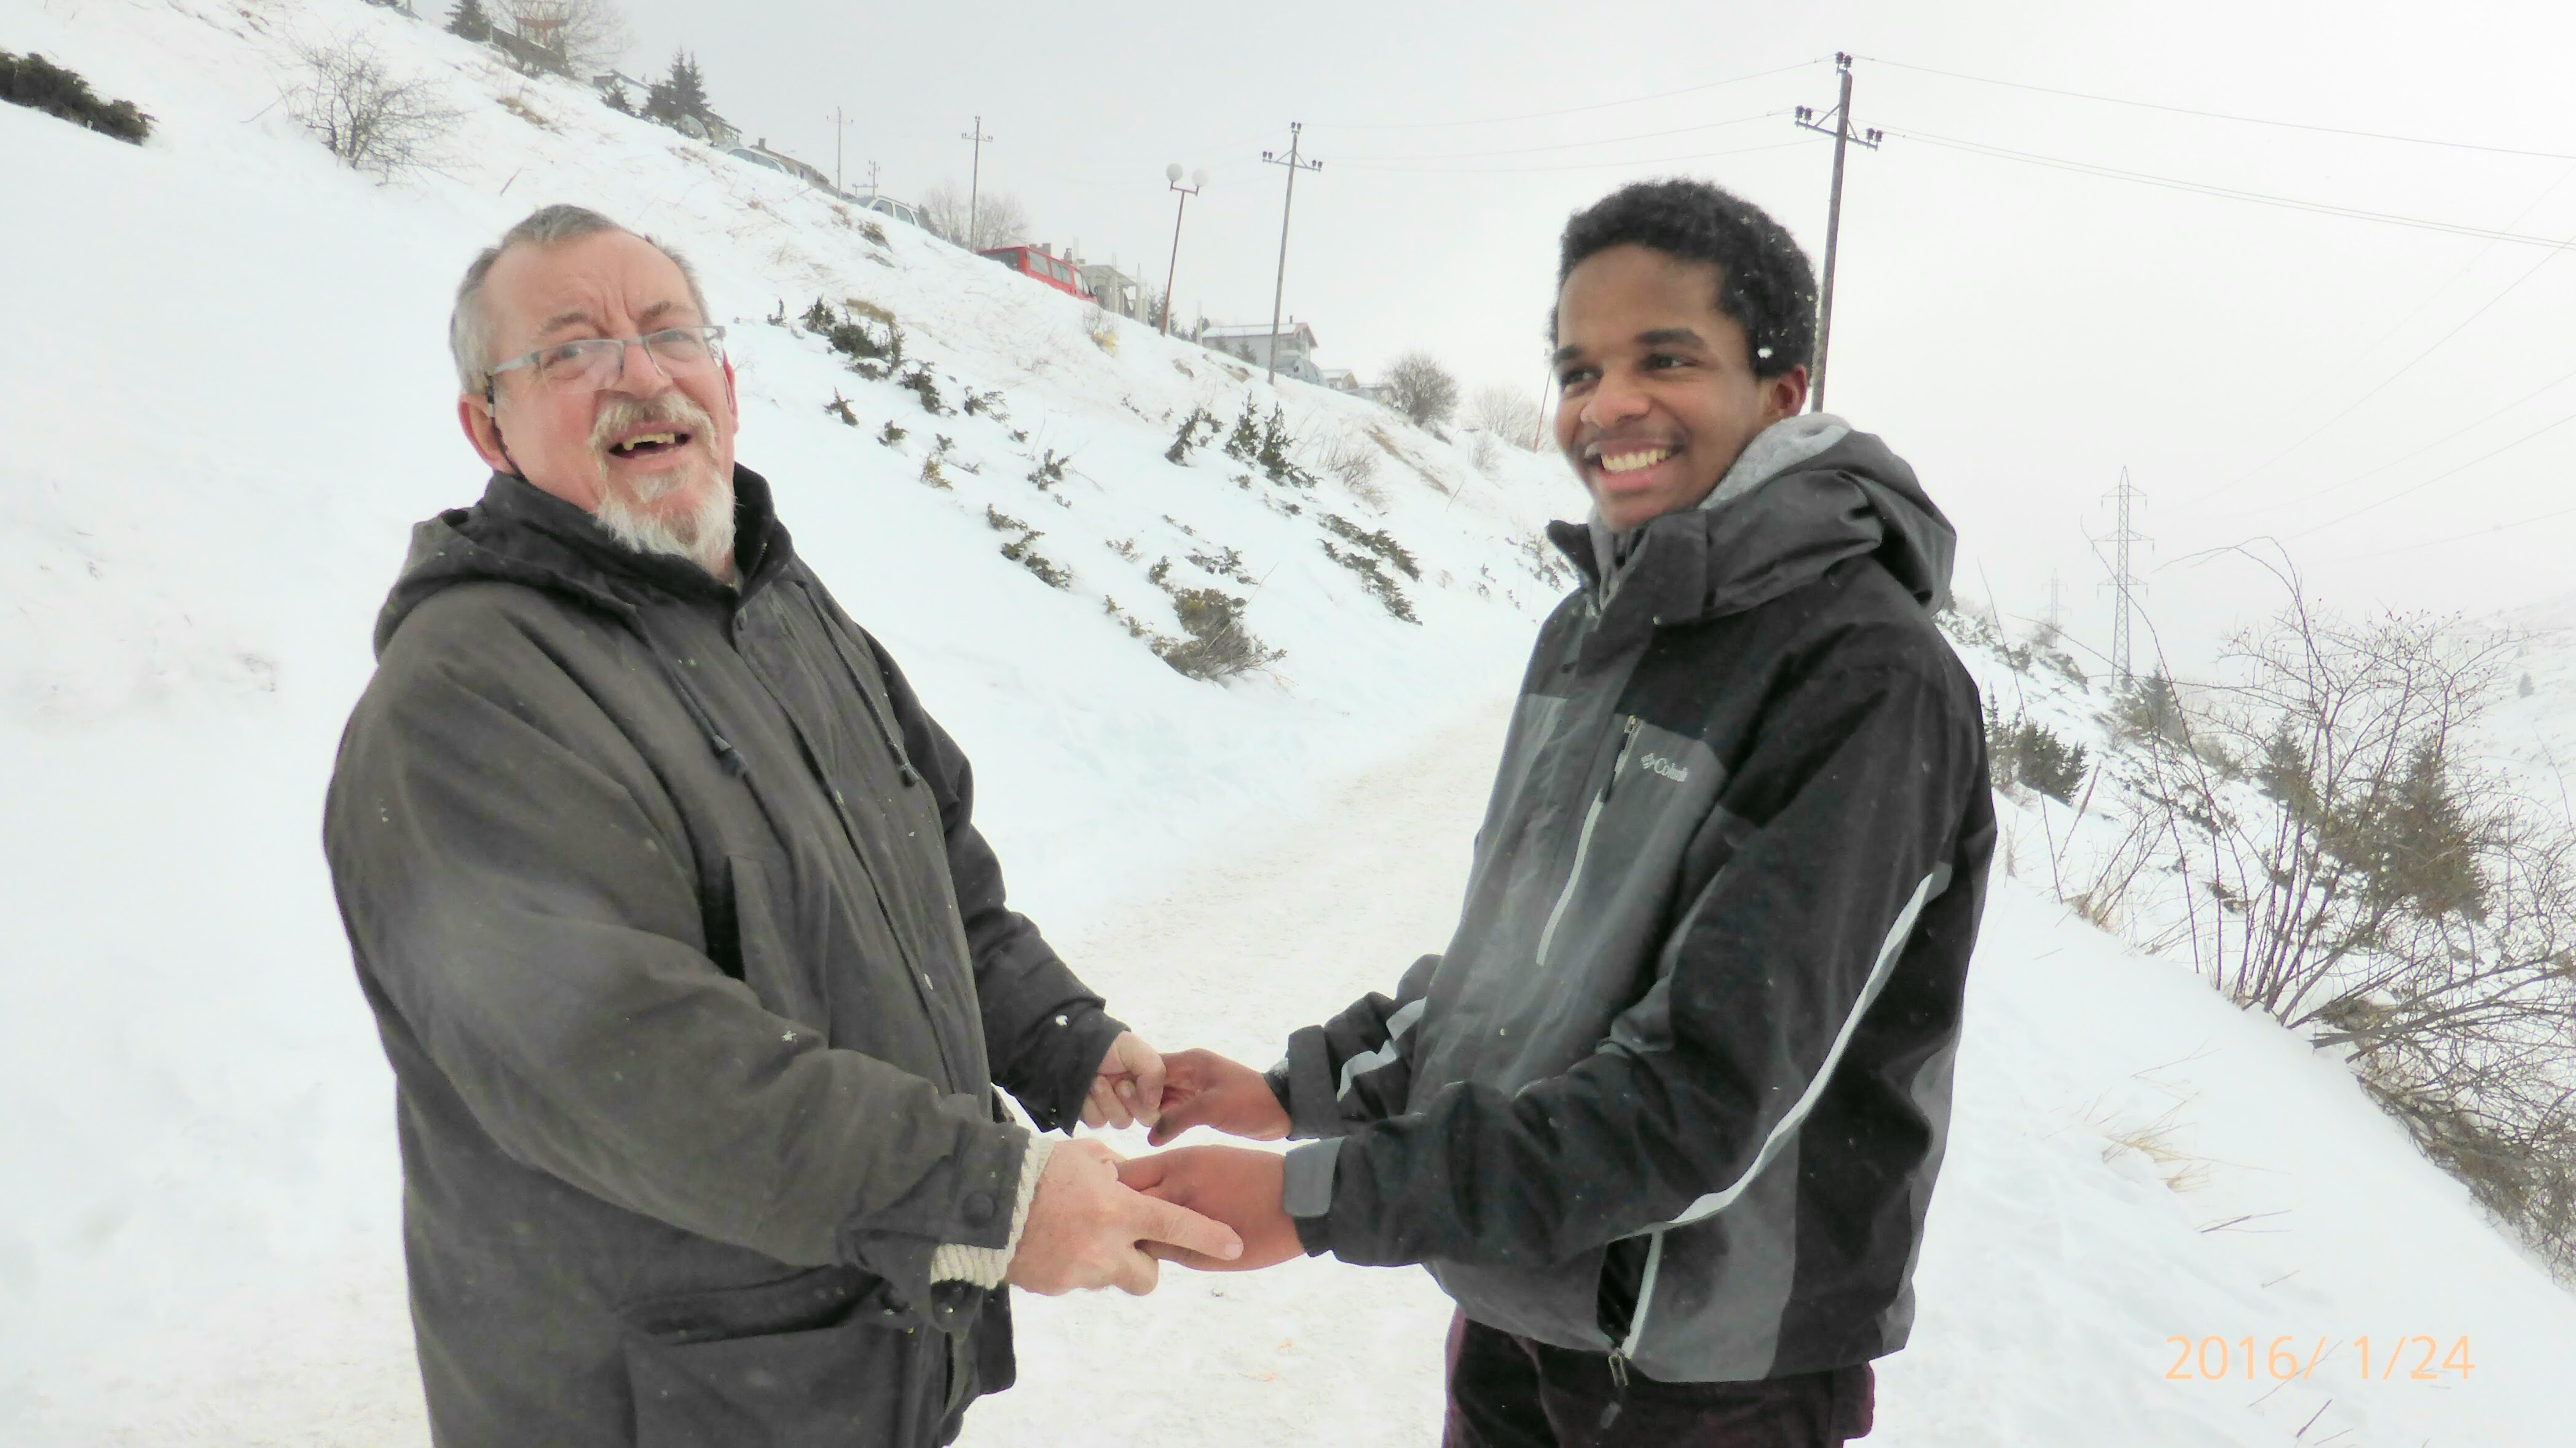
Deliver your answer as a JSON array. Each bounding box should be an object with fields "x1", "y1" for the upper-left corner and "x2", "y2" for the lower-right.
[{"x1": 2165, "y1": 1336, "x2": 2474, "y2": 1383}]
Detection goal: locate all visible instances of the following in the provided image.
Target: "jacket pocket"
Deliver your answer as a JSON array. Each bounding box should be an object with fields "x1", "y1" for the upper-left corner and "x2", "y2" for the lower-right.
[{"x1": 621, "y1": 1267, "x2": 943, "y2": 1448}]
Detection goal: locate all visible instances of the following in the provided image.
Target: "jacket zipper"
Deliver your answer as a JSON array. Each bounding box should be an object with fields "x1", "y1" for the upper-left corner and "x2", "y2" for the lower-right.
[
  {"x1": 1600, "y1": 1228, "x2": 1666, "y2": 1431},
  {"x1": 1534, "y1": 715, "x2": 1641, "y2": 970}
]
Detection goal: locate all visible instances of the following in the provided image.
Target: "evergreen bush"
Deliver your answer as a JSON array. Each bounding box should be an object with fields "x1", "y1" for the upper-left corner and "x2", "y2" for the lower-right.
[{"x1": 0, "y1": 50, "x2": 152, "y2": 143}]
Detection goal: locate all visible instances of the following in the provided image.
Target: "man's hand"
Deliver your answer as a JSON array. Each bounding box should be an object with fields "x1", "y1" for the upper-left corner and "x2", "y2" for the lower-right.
[
  {"x1": 1148, "y1": 1048, "x2": 1291, "y2": 1146},
  {"x1": 1116, "y1": 1146, "x2": 1304, "y2": 1273},
  {"x1": 1081, "y1": 1031, "x2": 1165, "y2": 1131},
  {"x1": 1006, "y1": 1138, "x2": 1243, "y2": 1296}
]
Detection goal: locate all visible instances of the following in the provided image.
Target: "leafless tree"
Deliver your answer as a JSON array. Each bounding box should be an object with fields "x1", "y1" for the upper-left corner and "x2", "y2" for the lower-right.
[
  {"x1": 1468, "y1": 382, "x2": 1545, "y2": 451},
  {"x1": 2090, "y1": 569, "x2": 2576, "y2": 1274},
  {"x1": 495, "y1": 0, "x2": 630, "y2": 75},
  {"x1": 918, "y1": 183, "x2": 1033, "y2": 253},
  {"x1": 1381, "y1": 352, "x2": 1460, "y2": 430},
  {"x1": 286, "y1": 37, "x2": 462, "y2": 180}
]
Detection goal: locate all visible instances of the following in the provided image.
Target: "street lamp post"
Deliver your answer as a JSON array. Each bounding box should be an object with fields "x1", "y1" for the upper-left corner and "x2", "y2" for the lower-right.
[{"x1": 1160, "y1": 163, "x2": 1206, "y2": 337}]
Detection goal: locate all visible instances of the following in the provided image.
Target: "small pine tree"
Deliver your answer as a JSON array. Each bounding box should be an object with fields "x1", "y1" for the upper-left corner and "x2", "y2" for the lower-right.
[
  {"x1": 601, "y1": 76, "x2": 632, "y2": 113},
  {"x1": 1223, "y1": 399, "x2": 1261, "y2": 462},
  {"x1": 642, "y1": 50, "x2": 709, "y2": 130},
  {"x1": 444, "y1": 0, "x2": 493, "y2": 42}
]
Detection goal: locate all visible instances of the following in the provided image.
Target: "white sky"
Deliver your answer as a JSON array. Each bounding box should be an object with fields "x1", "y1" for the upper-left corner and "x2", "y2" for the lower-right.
[{"x1": 606, "y1": 0, "x2": 2576, "y2": 675}]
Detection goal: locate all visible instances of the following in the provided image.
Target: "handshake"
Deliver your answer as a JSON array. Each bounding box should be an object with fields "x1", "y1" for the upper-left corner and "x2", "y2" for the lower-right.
[{"x1": 1003, "y1": 1040, "x2": 1309, "y2": 1297}]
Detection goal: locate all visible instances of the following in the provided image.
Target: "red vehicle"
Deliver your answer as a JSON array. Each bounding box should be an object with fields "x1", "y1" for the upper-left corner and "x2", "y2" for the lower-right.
[{"x1": 980, "y1": 245, "x2": 1096, "y2": 304}]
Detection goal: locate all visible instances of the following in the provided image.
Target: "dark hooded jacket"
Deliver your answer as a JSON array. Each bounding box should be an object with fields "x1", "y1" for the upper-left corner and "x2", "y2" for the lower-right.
[
  {"x1": 322, "y1": 467, "x2": 1125, "y2": 1447},
  {"x1": 1269, "y1": 420, "x2": 1995, "y2": 1384}
]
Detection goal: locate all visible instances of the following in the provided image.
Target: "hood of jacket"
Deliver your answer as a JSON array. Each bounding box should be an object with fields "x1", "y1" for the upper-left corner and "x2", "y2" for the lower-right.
[
  {"x1": 373, "y1": 465, "x2": 789, "y2": 658},
  {"x1": 1553, "y1": 414, "x2": 1955, "y2": 626}
]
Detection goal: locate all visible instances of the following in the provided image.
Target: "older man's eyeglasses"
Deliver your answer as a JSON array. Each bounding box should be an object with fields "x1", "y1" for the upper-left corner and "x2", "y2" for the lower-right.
[{"x1": 485, "y1": 325, "x2": 728, "y2": 398}]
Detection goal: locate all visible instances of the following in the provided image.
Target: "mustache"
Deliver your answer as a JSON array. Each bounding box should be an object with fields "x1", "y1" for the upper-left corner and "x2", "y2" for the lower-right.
[{"x1": 588, "y1": 391, "x2": 717, "y2": 457}]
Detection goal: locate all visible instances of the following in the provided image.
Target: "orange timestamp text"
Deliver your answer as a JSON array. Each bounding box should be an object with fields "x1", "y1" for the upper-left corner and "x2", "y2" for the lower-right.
[{"x1": 2164, "y1": 1335, "x2": 2473, "y2": 1382}]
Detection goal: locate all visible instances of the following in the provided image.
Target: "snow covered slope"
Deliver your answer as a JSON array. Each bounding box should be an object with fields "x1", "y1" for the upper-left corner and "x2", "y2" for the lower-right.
[{"x1": 9, "y1": 1, "x2": 2576, "y2": 1444}]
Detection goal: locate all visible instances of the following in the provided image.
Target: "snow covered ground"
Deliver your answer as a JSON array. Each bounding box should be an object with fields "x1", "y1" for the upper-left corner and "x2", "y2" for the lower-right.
[{"x1": 9, "y1": 1, "x2": 2576, "y2": 1443}]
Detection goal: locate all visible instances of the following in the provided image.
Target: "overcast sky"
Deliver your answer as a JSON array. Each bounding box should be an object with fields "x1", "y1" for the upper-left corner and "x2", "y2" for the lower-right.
[{"x1": 606, "y1": 0, "x2": 2576, "y2": 675}]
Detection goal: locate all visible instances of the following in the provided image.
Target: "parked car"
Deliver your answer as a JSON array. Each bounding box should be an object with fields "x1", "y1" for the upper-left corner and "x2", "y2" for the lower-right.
[
  {"x1": 721, "y1": 144, "x2": 835, "y2": 192},
  {"x1": 980, "y1": 245, "x2": 1096, "y2": 304},
  {"x1": 853, "y1": 194, "x2": 925, "y2": 229}
]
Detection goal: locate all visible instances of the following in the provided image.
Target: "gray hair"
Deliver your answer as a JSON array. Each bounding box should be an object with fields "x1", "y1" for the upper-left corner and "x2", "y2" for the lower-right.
[{"x1": 448, "y1": 203, "x2": 714, "y2": 395}]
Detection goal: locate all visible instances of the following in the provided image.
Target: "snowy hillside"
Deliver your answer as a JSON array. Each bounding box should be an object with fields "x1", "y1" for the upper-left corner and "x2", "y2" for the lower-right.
[{"x1": 10, "y1": 1, "x2": 2576, "y2": 1444}]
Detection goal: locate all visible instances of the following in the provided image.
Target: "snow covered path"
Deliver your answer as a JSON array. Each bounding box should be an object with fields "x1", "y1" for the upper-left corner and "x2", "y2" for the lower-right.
[{"x1": 30, "y1": 698, "x2": 2576, "y2": 1446}]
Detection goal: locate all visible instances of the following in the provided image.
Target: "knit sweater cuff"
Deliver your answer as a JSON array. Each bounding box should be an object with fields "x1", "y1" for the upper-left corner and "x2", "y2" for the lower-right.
[{"x1": 929, "y1": 1133, "x2": 1057, "y2": 1289}]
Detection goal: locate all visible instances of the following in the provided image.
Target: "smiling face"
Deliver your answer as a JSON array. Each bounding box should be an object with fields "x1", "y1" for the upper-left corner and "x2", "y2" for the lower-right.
[
  {"x1": 457, "y1": 229, "x2": 741, "y2": 576},
  {"x1": 1552, "y1": 244, "x2": 1808, "y2": 532}
]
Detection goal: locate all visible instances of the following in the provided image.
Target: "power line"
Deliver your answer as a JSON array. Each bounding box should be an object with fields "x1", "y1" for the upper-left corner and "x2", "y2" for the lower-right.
[
  {"x1": 1331, "y1": 137, "x2": 1821, "y2": 177},
  {"x1": 1884, "y1": 127, "x2": 2576, "y2": 250},
  {"x1": 1860, "y1": 55, "x2": 2576, "y2": 163},
  {"x1": 1333, "y1": 109, "x2": 1783, "y2": 164},
  {"x1": 1310, "y1": 58, "x2": 1826, "y2": 132},
  {"x1": 2279, "y1": 403, "x2": 2576, "y2": 540},
  {"x1": 2181, "y1": 225, "x2": 2576, "y2": 512},
  {"x1": 2334, "y1": 498, "x2": 2576, "y2": 559},
  {"x1": 2218, "y1": 353, "x2": 2576, "y2": 521},
  {"x1": 2172, "y1": 161, "x2": 2576, "y2": 511}
]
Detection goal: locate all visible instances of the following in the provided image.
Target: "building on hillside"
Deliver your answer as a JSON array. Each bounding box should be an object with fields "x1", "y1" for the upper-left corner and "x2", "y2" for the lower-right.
[
  {"x1": 1201, "y1": 320, "x2": 1323, "y2": 384},
  {"x1": 585, "y1": 69, "x2": 741, "y2": 146},
  {"x1": 735, "y1": 139, "x2": 834, "y2": 192},
  {"x1": 1075, "y1": 261, "x2": 1148, "y2": 322},
  {"x1": 589, "y1": 69, "x2": 650, "y2": 111},
  {"x1": 1321, "y1": 367, "x2": 1395, "y2": 407}
]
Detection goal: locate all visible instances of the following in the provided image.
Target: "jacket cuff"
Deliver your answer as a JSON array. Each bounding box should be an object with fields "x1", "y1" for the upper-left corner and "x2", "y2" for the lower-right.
[
  {"x1": 834, "y1": 1107, "x2": 1025, "y2": 1313},
  {"x1": 1016, "y1": 1005, "x2": 1128, "y2": 1133},
  {"x1": 1282, "y1": 1024, "x2": 1346, "y2": 1139},
  {"x1": 1285, "y1": 1139, "x2": 1340, "y2": 1257},
  {"x1": 930, "y1": 1134, "x2": 1055, "y2": 1288}
]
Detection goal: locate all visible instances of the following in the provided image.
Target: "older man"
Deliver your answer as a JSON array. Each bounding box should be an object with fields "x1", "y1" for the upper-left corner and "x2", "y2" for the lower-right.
[{"x1": 323, "y1": 203, "x2": 1239, "y2": 1448}]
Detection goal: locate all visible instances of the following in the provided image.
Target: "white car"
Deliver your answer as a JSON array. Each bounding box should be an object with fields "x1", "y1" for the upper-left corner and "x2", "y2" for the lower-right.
[{"x1": 851, "y1": 194, "x2": 924, "y2": 230}]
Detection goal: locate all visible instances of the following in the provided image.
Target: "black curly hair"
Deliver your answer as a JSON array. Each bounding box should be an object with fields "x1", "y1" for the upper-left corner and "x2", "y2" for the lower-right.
[{"x1": 1554, "y1": 179, "x2": 1818, "y2": 380}]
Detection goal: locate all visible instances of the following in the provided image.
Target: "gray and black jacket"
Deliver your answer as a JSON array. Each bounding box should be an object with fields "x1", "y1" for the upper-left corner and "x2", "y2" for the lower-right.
[
  {"x1": 323, "y1": 468, "x2": 1124, "y2": 1447},
  {"x1": 1271, "y1": 418, "x2": 1995, "y2": 1384}
]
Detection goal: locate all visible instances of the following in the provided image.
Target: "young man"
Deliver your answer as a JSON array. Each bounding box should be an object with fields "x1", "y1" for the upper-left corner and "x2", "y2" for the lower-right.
[{"x1": 1124, "y1": 178, "x2": 1995, "y2": 1447}]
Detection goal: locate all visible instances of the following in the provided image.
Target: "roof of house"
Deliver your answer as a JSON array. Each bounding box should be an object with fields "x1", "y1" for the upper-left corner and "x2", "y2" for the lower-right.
[{"x1": 1201, "y1": 321, "x2": 1317, "y2": 345}]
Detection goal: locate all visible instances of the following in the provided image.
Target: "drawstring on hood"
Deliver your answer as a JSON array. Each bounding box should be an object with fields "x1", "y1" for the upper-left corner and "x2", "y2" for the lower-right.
[{"x1": 653, "y1": 651, "x2": 750, "y2": 779}]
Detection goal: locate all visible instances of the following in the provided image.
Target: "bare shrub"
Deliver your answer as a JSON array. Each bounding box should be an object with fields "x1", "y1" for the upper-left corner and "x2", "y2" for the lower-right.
[
  {"x1": 286, "y1": 37, "x2": 461, "y2": 179},
  {"x1": 1468, "y1": 383, "x2": 1545, "y2": 451},
  {"x1": 920, "y1": 184, "x2": 1033, "y2": 253},
  {"x1": 2100, "y1": 575, "x2": 2576, "y2": 1275},
  {"x1": 1315, "y1": 434, "x2": 1384, "y2": 506},
  {"x1": 1381, "y1": 351, "x2": 1459, "y2": 428}
]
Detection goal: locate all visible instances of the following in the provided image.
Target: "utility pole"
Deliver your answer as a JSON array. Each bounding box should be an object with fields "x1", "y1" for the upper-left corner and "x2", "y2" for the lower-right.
[
  {"x1": 2041, "y1": 570, "x2": 2065, "y2": 642},
  {"x1": 864, "y1": 160, "x2": 881, "y2": 202},
  {"x1": 1261, "y1": 122, "x2": 1323, "y2": 386},
  {"x1": 1162, "y1": 163, "x2": 1207, "y2": 337},
  {"x1": 1793, "y1": 53, "x2": 1882, "y2": 414},
  {"x1": 824, "y1": 108, "x2": 850, "y2": 192},
  {"x1": 2100, "y1": 468, "x2": 2149, "y2": 687},
  {"x1": 961, "y1": 115, "x2": 993, "y2": 248}
]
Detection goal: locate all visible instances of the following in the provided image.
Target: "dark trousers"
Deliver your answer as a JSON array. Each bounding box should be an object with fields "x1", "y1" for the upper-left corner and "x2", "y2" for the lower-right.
[{"x1": 1441, "y1": 1312, "x2": 1874, "y2": 1448}]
